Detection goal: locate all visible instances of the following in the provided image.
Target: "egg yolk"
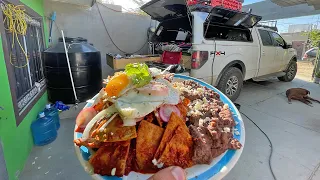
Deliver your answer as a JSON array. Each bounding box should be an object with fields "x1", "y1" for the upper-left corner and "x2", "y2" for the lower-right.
[{"x1": 105, "y1": 73, "x2": 129, "y2": 97}]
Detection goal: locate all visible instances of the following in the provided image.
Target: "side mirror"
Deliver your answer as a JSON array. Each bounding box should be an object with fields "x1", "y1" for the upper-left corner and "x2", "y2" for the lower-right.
[{"x1": 286, "y1": 43, "x2": 292, "y2": 49}]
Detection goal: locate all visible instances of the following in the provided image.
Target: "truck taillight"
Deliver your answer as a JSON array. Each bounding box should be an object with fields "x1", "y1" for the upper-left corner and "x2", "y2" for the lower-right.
[
  {"x1": 303, "y1": 54, "x2": 308, "y2": 59},
  {"x1": 191, "y1": 51, "x2": 209, "y2": 69}
]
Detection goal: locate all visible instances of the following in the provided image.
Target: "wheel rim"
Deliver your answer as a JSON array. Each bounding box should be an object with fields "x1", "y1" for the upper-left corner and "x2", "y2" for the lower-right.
[
  {"x1": 287, "y1": 63, "x2": 296, "y2": 79},
  {"x1": 226, "y1": 76, "x2": 238, "y2": 96}
]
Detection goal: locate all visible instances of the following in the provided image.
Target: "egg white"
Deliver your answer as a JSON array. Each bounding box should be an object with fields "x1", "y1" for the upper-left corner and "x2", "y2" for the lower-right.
[{"x1": 114, "y1": 78, "x2": 180, "y2": 120}]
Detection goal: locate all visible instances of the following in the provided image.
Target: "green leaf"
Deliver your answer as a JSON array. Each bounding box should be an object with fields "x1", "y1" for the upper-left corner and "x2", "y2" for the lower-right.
[{"x1": 125, "y1": 63, "x2": 152, "y2": 88}]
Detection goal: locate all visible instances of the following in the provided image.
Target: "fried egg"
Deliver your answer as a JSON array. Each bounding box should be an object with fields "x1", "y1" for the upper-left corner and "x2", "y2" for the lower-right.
[
  {"x1": 105, "y1": 73, "x2": 134, "y2": 98},
  {"x1": 114, "y1": 78, "x2": 180, "y2": 123}
]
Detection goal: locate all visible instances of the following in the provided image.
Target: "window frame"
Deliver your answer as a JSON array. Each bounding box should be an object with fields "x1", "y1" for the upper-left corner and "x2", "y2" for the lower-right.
[
  {"x1": 258, "y1": 29, "x2": 274, "y2": 47},
  {"x1": 204, "y1": 23, "x2": 253, "y2": 43},
  {"x1": 0, "y1": 0, "x2": 46, "y2": 126},
  {"x1": 270, "y1": 32, "x2": 286, "y2": 47}
]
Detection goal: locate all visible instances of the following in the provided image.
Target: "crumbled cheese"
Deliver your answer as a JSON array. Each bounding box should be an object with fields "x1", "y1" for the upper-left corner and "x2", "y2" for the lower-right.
[
  {"x1": 199, "y1": 119, "x2": 204, "y2": 127},
  {"x1": 223, "y1": 104, "x2": 229, "y2": 110},
  {"x1": 152, "y1": 159, "x2": 164, "y2": 169},
  {"x1": 203, "y1": 97, "x2": 208, "y2": 104},
  {"x1": 110, "y1": 132, "x2": 114, "y2": 136},
  {"x1": 193, "y1": 110, "x2": 203, "y2": 116},
  {"x1": 194, "y1": 101, "x2": 202, "y2": 111},
  {"x1": 223, "y1": 127, "x2": 231, "y2": 133},
  {"x1": 196, "y1": 88, "x2": 204, "y2": 93},
  {"x1": 157, "y1": 163, "x2": 164, "y2": 168},
  {"x1": 152, "y1": 159, "x2": 157, "y2": 166},
  {"x1": 111, "y1": 168, "x2": 116, "y2": 176},
  {"x1": 180, "y1": 96, "x2": 185, "y2": 100}
]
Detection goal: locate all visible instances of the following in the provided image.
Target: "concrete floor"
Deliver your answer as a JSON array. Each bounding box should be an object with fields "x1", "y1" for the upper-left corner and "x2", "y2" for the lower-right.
[{"x1": 20, "y1": 77, "x2": 320, "y2": 180}]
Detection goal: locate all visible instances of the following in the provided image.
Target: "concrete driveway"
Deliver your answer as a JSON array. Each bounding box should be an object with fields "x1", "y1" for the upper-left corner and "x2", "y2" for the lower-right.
[
  {"x1": 20, "y1": 77, "x2": 320, "y2": 180},
  {"x1": 225, "y1": 77, "x2": 320, "y2": 180}
]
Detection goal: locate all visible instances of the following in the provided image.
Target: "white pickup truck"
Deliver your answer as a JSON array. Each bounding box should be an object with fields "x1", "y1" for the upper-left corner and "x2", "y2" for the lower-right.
[{"x1": 142, "y1": 0, "x2": 298, "y2": 101}]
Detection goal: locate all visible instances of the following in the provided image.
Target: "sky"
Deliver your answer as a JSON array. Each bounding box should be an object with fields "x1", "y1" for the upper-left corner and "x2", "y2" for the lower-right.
[{"x1": 113, "y1": 0, "x2": 320, "y2": 33}]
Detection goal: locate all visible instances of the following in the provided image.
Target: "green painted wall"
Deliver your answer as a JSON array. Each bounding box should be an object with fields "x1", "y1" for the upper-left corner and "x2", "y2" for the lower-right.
[{"x1": 0, "y1": 0, "x2": 47, "y2": 179}]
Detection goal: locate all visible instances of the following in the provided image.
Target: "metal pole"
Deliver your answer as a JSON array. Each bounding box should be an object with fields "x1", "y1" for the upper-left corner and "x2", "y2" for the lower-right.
[
  {"x1": 313, "y1": 41, "x2": 320, "y2": 84},
  {"x1": 61, "y1": 30, "x2": 79, "y2": 104},
  {"x1": 23, "y1": 36, "x2": 33, "y2": 87},
  {"x1": 36, "y1": 28, "x2": 44, "y2": 78}
]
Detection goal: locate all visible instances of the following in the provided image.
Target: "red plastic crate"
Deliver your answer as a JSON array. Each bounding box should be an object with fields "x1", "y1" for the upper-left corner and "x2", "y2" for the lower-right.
[
  {"x1": 162, "y1": 51, "x2": 182, "y2": 65},
  {"x1": 187, "y1": 0, "x2": 242, "y2": 11},
  {"x1": 212, "y1": 0, "x2": 242, "y2": 11}
]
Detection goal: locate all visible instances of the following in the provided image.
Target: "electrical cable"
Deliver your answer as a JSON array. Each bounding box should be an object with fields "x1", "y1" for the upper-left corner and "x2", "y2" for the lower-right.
[
  {"x1": 211, "y1": 40, "x2": 217, "y2": 85},
  {"x1": 1, "y1": 3, "x2": 30, "y2": 68},
  {"x1": 96, "y1": 2, "x2": 149, "y2": 55},
  {"x1": 240, "y1": 111, "x2": 277, "y2": 180},
  {"x1": 97, "y1": 1, "x2": 132, "y2": 13}
]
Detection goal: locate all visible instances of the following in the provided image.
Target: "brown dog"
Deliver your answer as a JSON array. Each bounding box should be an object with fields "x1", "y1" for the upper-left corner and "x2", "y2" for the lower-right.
[{"x1": 286, "y1": 88, "x2": 320, "y2": 106}]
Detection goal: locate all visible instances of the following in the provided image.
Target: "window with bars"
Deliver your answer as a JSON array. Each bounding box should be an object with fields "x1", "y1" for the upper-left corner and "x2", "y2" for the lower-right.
[
  {"x1": 1, "y1": 1, "x2": 46, "y2": 125},
  {"x1": 4, "y1": 21, "x2": 46, "y2": 111}
]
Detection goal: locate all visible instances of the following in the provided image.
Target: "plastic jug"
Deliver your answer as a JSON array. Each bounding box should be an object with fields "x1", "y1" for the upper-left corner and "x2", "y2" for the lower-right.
[
  {"x1": 44, "y1": 104, "x2": 60, "y2": 130},
  {"x1": 31, "y1": 112, "x2": 57, "y2": 146}
]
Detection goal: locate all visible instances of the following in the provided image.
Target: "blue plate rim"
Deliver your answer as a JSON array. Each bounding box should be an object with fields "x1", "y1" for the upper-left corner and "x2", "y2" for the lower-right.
[{"x1": 74, "y1": 74, "x2": 245, "y2": 180}]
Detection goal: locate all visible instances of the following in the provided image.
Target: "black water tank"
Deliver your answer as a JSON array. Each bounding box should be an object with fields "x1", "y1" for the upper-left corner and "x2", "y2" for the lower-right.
[{"x1": 43, "y1": 37, "x2": 102, "y2": 104}]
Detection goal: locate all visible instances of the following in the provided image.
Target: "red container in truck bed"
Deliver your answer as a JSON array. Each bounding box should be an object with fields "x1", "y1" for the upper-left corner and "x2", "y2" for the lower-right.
[
  {"x1": 162, "y1": 51, "x2": 182, "y2": 65},
  {"x1": 187, "y1": 0, "x2": 242, "y2": 11}
]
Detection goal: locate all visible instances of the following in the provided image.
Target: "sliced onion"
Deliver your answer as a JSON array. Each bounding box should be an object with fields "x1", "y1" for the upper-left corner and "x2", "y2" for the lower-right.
[
  {"x1": 76, "y1": 107, "x2": 97, "y2": 129},
  {"x1": 91, "y1": 89, "x2": 106, "y2": 107},
  {"x1": 159, "y1": 105, "x2": 181, "y2": 122},
  {"x1": 82, "y1": 105, "x2": 117, "y2": 140}
]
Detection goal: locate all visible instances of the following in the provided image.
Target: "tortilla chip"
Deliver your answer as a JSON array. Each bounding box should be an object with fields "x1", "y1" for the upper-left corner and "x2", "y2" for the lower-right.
[
  {"x1": 158, "y1": 126, "x2": 193, "y2": 168},
  {"x1": 74, "y1": 138, "x2": 104, "y2": 148},
  {"x1": 89, "y1": 141, "x2": 130, "y2": 176},
  {"x1": 154, "y1": 112, "x2": 188, "y2": 160},
  {"x1": 136, "y1": 120, "x2": 164, "y2": 172},
  {"x1": 144, "y1": 113, "x2": 155, "y2": 123},
  {"x1": 90, "y1": 115, "x2": 137, "y2": 143},
  {"x1": 176, "y1": 102, "x2": 189, "y2": 120}
]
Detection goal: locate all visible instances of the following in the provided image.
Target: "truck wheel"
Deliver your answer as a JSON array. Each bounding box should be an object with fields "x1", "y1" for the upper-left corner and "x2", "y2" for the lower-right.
[
  {"x1": 217, "y1": 67, "x2": 243, "y2": 102},
  {"x1": 278, "y1": 61, "x2": 297, "y2": 82}
]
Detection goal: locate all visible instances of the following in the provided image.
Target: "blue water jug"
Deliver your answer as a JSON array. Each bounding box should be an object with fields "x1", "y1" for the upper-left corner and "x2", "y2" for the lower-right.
[
  {"x1": 44, "y1": 104, "x2": 60, "y2": 130},
  {"x1": 31, "y1": 112, "x2": 57, "y2": 146}
]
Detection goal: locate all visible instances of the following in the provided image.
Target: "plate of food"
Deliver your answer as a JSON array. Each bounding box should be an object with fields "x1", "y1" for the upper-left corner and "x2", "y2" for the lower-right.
[{"x1": 73, "y1": 63, "x2": 245, "y2": 180}]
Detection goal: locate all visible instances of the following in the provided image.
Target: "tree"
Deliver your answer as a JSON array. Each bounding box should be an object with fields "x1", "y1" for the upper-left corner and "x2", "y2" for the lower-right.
[{"x1": 308, "y1": 29, "x2": 320, "y2": 47}]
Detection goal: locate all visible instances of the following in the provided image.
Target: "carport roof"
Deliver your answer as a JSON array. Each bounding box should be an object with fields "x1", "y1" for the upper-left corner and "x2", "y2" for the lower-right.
[{"x1": 243, "y1": 0, "x2": 320, "y2": 21}]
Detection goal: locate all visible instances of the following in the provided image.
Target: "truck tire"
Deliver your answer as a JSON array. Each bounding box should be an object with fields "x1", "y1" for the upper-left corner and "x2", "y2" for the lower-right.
[
  {"x1": 278, "y1": 61, "x2": 297, "y2": 82},
  {"x1": 217, "y1": 67, "x2": 243, "y2": 102}
]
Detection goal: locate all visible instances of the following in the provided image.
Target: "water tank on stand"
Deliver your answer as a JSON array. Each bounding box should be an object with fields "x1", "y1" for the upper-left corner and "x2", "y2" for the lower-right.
[{"x1": 43, "y1": 37, "x2": 102, "y2": 104}]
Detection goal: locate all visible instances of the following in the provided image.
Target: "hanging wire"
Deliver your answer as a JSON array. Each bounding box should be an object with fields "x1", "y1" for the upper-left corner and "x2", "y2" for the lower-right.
[
  {"x1": 1, "y1": 3, "x2": 30, "y2": 68},
  {"x1": 96, "y1": 2, "x2": 150, "y2": 55}
]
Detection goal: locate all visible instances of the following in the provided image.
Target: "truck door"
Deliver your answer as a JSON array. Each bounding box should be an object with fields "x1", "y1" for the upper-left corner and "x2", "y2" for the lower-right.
[
  {"x1": 257, "y1": 29, "x2": 276, "y2": 76},
  {"x1": 270, "y1": 32, "x2": 287, "y2": 72}
]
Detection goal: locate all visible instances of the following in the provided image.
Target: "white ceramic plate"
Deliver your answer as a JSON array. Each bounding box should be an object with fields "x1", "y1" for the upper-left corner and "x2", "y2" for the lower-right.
[{"x1": 74, "y1": 74, "x2": 245, "y2": 180}]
